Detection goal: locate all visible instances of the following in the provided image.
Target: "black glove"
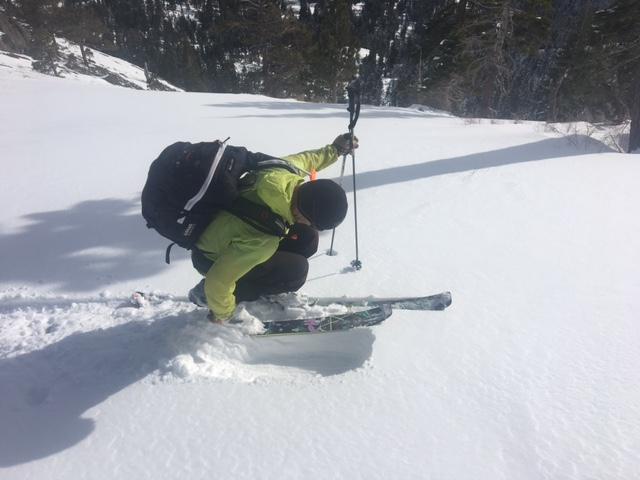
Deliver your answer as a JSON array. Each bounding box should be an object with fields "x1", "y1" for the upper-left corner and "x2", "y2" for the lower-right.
[{"x1": 332, "y1": 133, "x2": 359, "y2": 155}]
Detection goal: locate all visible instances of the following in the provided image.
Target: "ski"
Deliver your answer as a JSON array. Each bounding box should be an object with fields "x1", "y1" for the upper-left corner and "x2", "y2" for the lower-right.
[
  {"x1": 253, "y1": 304, "x2": 393, "y2": 336},
  {"x1": 130, "y1": 290, "x2": 452, "y2": 311},
  {"x1": 309, "y1": 291, "x2": 452, "y2": 311}
]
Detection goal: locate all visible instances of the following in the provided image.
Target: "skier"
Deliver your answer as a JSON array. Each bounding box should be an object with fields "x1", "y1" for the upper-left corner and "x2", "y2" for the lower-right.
[{"x1": 188, "y1": 134, "x2": 359, "y2": 322}]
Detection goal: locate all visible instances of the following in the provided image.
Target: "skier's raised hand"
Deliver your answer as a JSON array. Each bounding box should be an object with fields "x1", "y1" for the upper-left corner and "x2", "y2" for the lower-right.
[{"x1": 332, "y1": 133, "x2": 359, "y2": 155}]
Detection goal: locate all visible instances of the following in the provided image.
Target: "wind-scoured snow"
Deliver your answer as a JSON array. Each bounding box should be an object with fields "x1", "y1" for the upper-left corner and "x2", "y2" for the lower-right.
[{"x1": 1, "y1": 61, "x2": 639, "y2": 480}]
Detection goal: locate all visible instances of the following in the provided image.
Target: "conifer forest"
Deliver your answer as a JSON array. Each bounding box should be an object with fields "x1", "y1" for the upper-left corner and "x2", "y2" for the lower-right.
[{"x1": 1, "y1": 0, "x2": 638, "y2": 151}]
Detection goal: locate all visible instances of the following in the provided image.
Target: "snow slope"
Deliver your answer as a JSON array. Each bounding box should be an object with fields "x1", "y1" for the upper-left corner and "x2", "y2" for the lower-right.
[
  {"x1": 1, "y1": 68, "x2": 639, "y2": 480},
  {"x1": 0, "y1": 38, "x2": 180, "y2": 90}
]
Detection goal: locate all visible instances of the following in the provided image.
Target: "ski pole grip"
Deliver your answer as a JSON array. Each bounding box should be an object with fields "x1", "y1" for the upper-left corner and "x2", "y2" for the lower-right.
[{"x1": 346, "y1": 78, "x2": 362, "y2": 130}]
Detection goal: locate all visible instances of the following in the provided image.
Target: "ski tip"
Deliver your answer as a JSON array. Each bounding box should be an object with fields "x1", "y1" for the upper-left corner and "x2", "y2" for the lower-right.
[
  {"x1": 443, "y1": 291, "x2": 452, "y2": 306},
  {"x1": 432, "y1": 291, "x2": 452, "y2": 310}
]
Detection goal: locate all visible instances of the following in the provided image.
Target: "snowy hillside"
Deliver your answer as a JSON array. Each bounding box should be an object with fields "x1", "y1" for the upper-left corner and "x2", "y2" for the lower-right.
[
  {"x1": 0, "y1": 37, "x2": 180, "y2": 90},
  {"x1": 1, "y1": 67, "x2": 639, "y2": 479}
]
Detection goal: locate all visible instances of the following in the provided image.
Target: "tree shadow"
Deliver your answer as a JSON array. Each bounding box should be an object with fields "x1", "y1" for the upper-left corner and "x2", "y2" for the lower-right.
[
  {"x1": 0, "y1": 309, "x2": 375, "y2": 466},
  {"x1": 0, "y1": 137, "x2": 608, "y2": 293},
  {"x1": 338, "y1": 136, "x2": 615, "y2": 192},
  {"x1": 204, "y1": 101, "x2": 447, "y2": 120},
  {"x1": 0, "y1": 198, "x2": 179, "y2": 292}
]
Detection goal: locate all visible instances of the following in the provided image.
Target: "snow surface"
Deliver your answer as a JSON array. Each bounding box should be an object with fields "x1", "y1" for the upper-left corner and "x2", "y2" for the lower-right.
[{"x1": 1, "y1": 64, "x2": 640, "y2": 480}]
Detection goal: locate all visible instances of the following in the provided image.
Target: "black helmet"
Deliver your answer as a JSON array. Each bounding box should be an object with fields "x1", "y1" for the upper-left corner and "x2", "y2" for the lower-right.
[{"x1": 296, "y1": 179, "x2": 348, "y2": 230}]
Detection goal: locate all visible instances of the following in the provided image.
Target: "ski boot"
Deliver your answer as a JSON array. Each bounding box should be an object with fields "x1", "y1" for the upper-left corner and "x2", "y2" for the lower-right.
[{"x1": 188, "y1": 279, "x2": 208, "y2": 307}]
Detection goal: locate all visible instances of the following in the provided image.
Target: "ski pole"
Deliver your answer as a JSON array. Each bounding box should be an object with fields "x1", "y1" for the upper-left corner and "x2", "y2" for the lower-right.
[
  {"x1": 349, "y1": 124, "x2": 361, "y2": 270},
  {"x1": 347, "y1": 78, "x2": 362, "y2": 270},
  {"x1": 327, "y1": 77, "x2": 362, "y2": 266},
  {"x1": 327, "y1": 155, "x2": 347, "y2": 256}
]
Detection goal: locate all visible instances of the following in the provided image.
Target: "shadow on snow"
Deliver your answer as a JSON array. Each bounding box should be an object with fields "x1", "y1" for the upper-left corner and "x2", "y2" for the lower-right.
[
  {"x1": 337, "y1": 136, "x2": 615, "y2": 192},
  {"x1": 0, "y1": 197, "x2": 180, "y2": 292},
  {"x1": 0, "y1": 310, "x2": 375, "y2": 466},
  {"x1": 205, "y1": 101, "x2": 449, "y2": 120},
  {"x1": 0, "y1": 136, "x2": 610, "y2": 292}
]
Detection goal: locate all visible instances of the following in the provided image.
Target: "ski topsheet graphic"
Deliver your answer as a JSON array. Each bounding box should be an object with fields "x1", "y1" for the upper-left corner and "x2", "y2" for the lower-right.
[{"x1": 253, "y1": 304, "x2": 393, "y2": 336}]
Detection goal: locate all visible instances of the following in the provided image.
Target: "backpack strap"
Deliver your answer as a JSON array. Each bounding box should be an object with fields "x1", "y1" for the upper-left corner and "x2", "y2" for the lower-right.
[
  {"x1": 165, "y1": 243, "x2": 177, "y2": 264},
  {"x1": 180, "y1": 138, "x2": 229, "y2": 217},
  {"x1": 226, "y1": 197, "x2": 289, "y2": 237},
  {"x1": 250, "y1": 152, "x2": 301, "y2": 175},
  {"x1": 225, "y1": 153, "x2": 298, "y2": 237}
]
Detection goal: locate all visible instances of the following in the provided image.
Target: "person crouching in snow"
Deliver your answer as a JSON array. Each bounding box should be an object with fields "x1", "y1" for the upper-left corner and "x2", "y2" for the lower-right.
[{"x1": 188, "y1": 133, "x2": 358, "y2": 323}]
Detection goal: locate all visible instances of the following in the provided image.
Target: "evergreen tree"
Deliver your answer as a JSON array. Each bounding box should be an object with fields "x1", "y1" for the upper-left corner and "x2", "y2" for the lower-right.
[
  {"x1": 455, "y1": 0, "x2": 552, "y2": 117},
  {"x1": 229, "y1": 0, "x2": 312, "y2": 98},
  {"x1": 592, "y1": 0, "x2": 640, "y2": 152},
  {"x1": 299, "y1": 0, "x2": 311, "y2": 22},
  {"x1": 357, "y1": 0, "x2": 403, "y2": 104},
  {"x1": 15, "y1": 0, "x2": 61, "y2": 75},
  {"x1": 551, "y1": 2, "x2": 607, "y2": 122},
  {"x1": 406, "y1": 1, "x2": 463, "y2": 110},
  {"x1": 308, "y1": 0, "x2": 358, "y2": 102},
  {"x1": 54, "y1": 2, "x2": 110, "y2": 68}
]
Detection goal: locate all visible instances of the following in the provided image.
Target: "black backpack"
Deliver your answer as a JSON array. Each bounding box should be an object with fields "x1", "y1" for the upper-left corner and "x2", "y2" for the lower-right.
[{"x1": 141, "y1": 139, "x2": 298, "y2": 263}]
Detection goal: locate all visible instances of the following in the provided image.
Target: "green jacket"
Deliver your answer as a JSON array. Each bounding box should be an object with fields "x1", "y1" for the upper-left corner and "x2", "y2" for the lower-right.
[{"x1": 195, "y1": 144, "x2": 340, "y2": 319}]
